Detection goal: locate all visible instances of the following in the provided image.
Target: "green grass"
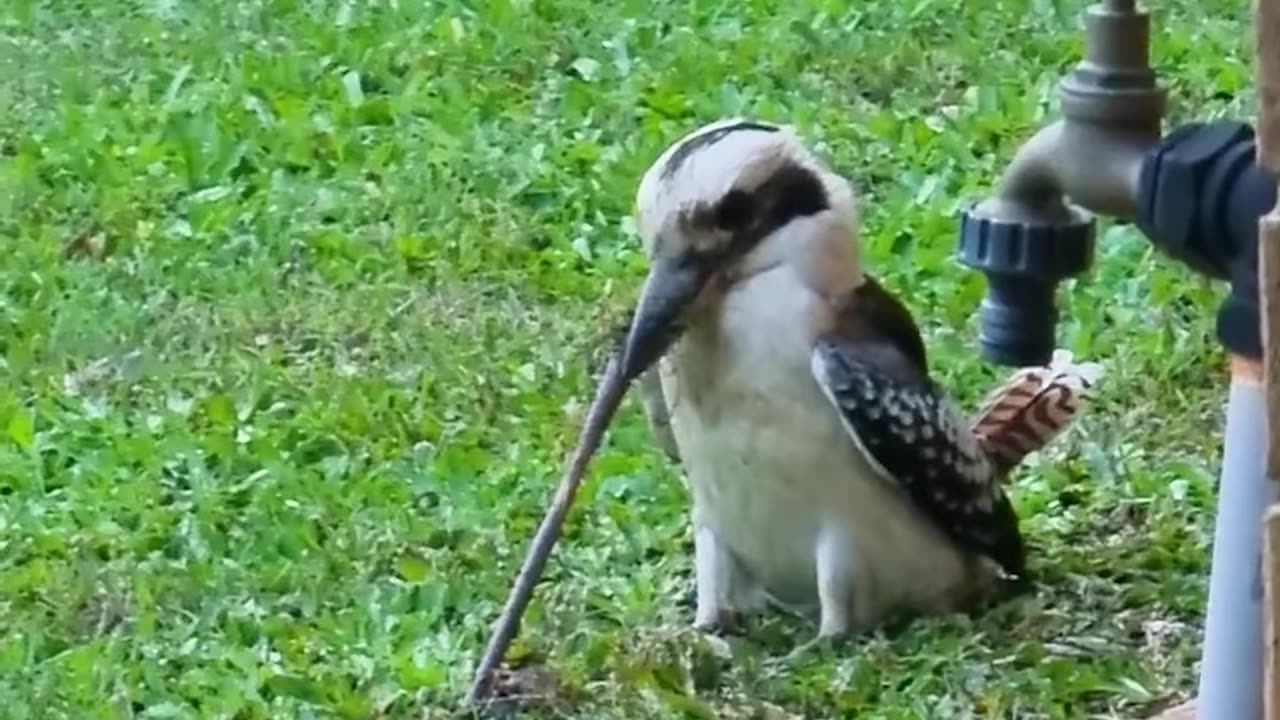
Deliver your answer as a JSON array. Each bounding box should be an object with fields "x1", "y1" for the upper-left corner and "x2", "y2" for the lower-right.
[{"x1": 0, "y1": 0, "x2": 1257, "y2": 717}]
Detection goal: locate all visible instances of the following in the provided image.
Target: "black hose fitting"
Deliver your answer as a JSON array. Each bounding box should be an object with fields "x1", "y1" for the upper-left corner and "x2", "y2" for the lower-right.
[
  {"x1": 956, "y1": 208, "x2": 1095, "y2": 367},
  {"x1": 1136, "y1": 120, "x2": 1273, "y2": 360}
]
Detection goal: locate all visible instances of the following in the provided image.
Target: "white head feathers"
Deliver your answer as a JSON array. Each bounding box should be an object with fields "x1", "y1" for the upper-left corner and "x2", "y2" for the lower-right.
[{"x1": 633, "y1": 118, "x2": 858, "y2": 257}]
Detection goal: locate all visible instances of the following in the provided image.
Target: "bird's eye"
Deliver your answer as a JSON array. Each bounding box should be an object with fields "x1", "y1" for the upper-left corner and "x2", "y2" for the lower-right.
[{"x1": 715, "y1": 189, "x2": 754, "y2": 230}]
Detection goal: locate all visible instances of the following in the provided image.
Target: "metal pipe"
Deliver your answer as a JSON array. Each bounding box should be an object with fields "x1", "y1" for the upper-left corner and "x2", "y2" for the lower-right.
[
  {"x1": 973, "y1": 119, "x2": 1152, "y2": 224},
  {"x1": 971, "y1": 1, "x2": 1164, "y2": 226},
  {"x1": 957, "y1": 1, "x2": 1166, "y2": 368},
  {"x1": 1196, "y1": 366, "x2": 1276, "y2": 720}
]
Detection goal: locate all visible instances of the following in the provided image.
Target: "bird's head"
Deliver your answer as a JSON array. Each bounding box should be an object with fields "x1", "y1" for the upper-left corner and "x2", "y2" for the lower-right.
[{"x1": 618, "y1": 118, "x2": 861, "y2": 380}]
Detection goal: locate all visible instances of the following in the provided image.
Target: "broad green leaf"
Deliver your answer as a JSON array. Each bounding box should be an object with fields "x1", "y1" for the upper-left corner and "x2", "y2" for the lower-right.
[{"x1": 7, "y1": 410, "x2": 33, "y2": 451}]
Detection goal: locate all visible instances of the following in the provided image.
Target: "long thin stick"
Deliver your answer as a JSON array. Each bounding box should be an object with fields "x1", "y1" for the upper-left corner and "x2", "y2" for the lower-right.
[{"x1": 464, "y1": 355, "x2": 631, "y2": 709}]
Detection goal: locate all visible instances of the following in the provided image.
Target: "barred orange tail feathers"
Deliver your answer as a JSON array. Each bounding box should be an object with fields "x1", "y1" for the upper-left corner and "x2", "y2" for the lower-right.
[{"x1": 971, "y1": 350, "x2": 1104, "y2": 476}]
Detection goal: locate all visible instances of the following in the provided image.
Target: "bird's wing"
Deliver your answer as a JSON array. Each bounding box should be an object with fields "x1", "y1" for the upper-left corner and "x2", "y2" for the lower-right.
[
  {"x1": 810, "y1": 278, "x2": 1026, "y2": 578},
  {"x1": 637, "y1": 366, "x2": 681, "y2": 462}
]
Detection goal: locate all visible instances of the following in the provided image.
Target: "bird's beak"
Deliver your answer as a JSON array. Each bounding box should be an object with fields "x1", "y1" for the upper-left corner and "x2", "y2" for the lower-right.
[{"x1": 619, "y1": 254, "x2": 712, "y2": 381}]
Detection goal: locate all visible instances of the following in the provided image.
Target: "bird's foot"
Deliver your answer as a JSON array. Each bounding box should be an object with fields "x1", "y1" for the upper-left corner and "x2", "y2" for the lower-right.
[
  {"x1": 1000, "y1": 571, "x2": 1034, "y2": 598},
  {"x1": 766, "y1": 631, "x2": 848, "y2": 669},
  {"x1": 693, "y1": 607, "x2": 745, "y2": 636}
]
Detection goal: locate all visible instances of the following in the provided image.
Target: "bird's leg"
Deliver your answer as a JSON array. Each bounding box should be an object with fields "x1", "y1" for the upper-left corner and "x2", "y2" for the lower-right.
[
  {"x1": 815, "y1": 529, "x2": 856, "y2": 639},
  {"x1": 775, "y1": 528, "x2": 858, "y2": 665},
  {"x1": 692, "y1": 525, "x2": 746, "y2": 634}
]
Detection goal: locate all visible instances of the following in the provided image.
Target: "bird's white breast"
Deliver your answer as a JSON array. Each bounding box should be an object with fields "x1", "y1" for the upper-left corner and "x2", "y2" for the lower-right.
[{"x1": 659, "y1": 265, "x2": 980, "y2": 624}]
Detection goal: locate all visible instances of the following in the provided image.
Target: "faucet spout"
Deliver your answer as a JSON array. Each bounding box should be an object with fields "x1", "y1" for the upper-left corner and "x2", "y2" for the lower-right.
[
  {"x1": 956, "y1": 0, "x2": 1166, "y2": 366},
  {"x1": 974, "y1": 0, "x2": 1165, "y2": 226},
  {"x1": 975, "y1": 117, "x2": 1155, "y2": 226}
]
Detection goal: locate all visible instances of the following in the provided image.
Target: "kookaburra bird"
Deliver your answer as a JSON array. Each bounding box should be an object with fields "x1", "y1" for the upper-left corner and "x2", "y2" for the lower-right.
[{"x1": 616, "y1": 119, "x2": 1100, "y2": 639}]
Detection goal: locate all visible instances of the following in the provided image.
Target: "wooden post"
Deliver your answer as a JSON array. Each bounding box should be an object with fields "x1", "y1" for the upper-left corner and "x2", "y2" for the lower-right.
[
  {"x1": 1258, "y1": 0, "x2": 1280, "y2": 476},
  {"x1": 1267, "y1": 505, "x2": 1280, "y2": 720},
  {"x1": 1258, "y1": 0, "x2": 1280, "y2": 716}
]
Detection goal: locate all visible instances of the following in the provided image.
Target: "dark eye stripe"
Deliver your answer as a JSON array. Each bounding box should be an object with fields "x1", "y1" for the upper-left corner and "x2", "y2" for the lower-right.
[
  {"x1": 753, "y1": 162, "x2": 830, "y2": 238},
  {"x1": 714, "y1": 190, "x2": 753, "y2": 230},
  {"x1": 673, "y1": 161, "x2": 832, "y2": 261}
]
